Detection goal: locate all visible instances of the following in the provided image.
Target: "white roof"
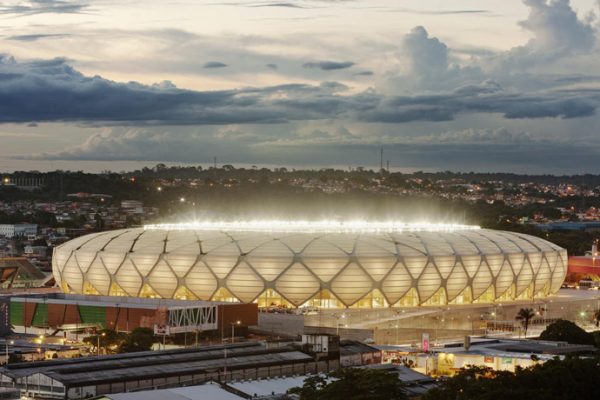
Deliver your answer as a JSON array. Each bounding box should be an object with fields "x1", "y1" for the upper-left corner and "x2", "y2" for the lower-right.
[
  {"x1": 230, "y1": 376, "x2": 308, "y2": 396},
  {"x1": 108, "y1": 382, "x2": 244, "y2": 400}
]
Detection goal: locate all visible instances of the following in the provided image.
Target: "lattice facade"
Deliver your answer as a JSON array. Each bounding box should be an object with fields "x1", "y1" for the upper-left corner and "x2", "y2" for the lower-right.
[{"x1": 52, "y1": 228, "x2": 567, "y2": 308}]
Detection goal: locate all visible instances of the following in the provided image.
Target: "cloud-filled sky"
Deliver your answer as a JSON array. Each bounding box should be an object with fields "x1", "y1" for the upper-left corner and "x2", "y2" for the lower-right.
[{"x1": 1, "y1": 0, "x2": 600, "y2": 173}]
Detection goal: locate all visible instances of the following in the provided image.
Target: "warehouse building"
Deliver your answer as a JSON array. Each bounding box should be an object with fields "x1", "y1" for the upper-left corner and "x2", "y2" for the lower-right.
[{"x1": 0, "y1": 340, "x2": 340, "y2": 399}]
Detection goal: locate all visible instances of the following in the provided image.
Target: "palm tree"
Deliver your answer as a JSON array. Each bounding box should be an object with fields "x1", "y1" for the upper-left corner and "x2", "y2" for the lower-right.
[
  {"x1": 516, "y1": 308, "x2": 536, "y2": 337},
  {"x1": 593, "y1": 309, "x2": 600, "y2": 327}
]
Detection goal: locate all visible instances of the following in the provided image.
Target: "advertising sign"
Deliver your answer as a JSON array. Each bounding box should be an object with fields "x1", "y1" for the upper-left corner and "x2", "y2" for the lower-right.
[
  {"x1": 153, "y1": 324, "x2": 170, "y2": 335},
  {"x1": 422, "y1": 333, "x2": 430, "y2": 352}
]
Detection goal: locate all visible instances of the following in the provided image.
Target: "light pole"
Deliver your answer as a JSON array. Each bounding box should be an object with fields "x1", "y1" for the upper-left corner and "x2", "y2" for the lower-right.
[
  {"x1": 5, "y1": 340, "x2": 13, "y2": 364},
  {"x1": 223, "y1": 321, "x2": 240, "y2": 382},
  {"x1": 393, "y1": 309, "x2": 402, "y2": 345},
  {"x1": 231, "y1": 320, "x2": 240, "y2": 343},
  {"x1": 333, "y1": 313, "x2": 345, "y2": 336},
  {"x1": 97, "y1": 332, "x2": 106, "y2": 356},
  {"x1": 38, "y1": 335, "x2": 44, "y2": 356}
]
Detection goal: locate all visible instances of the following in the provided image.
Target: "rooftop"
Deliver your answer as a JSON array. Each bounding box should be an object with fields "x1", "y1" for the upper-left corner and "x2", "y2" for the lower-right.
[
  {"x1": 105, "y1": 382, "x2": 244, "y2": 400},
  {"x1": 5, "y1": 292, "x2": 228, "y2": 309},
  {"x1": 143, "y1": 221, "x2": 480, "y2": 234},
  {"x1": 0, "y1": 342, "x2": 313, "y2": 387}
]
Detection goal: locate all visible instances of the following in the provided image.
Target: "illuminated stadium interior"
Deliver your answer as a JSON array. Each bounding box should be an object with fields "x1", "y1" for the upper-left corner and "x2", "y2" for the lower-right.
[{"x1": 52, "y1": 222, "x2": 567, "y2": 308}]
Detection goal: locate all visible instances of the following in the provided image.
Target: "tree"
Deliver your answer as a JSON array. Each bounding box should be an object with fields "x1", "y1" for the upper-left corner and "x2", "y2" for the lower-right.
[
  {"x1": 83, "y1": 329, "x2": 125, "y2": 354},
  {"x1": 118, "y1": 327, "x2": 156, "y2": 353},
  {"x1": 539, "y1": 319, "x2": 594, "y2": 345},
  {"x1": 594, "y1": 309, "x2": 600, "y2": 327},
  {"x1": 289, "y1": 368, "x2": 407, "y2": 400},
  {"x1": 515, "y1": 308, "x2": 536, "y2": 337},
  {"x1": 423, "y1": 356, "x2": 600, "y2": 400}
]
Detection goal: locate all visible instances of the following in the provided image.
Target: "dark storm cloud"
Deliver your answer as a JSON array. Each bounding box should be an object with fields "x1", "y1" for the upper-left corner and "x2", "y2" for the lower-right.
[
  {"x1": 203, "y1": 61, "x2": 228, "y2": 68},
  {"x1": 0, "y1": 55, "x2": 598, "y2": 126},
  {"x1": 362, "y1": 81, "x2": 598, "y2": 122},
  {"x1": 302, "y1": 61, "x2": 355, "y2": 70},
  {"x1": 0, "y1": 0, "x2": 88, "y2": 16}
]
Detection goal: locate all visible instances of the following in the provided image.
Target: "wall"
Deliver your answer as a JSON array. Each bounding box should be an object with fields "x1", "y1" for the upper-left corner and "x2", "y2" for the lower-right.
[{"x1": 257, "y1": 312, "x2": 305, "y2": 337}]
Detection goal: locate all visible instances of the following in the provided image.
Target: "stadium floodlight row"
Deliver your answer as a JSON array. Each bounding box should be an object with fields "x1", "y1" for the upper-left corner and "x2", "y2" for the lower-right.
[{"x1": 52, "y1": 222, "x2": 567, "y2": 308}]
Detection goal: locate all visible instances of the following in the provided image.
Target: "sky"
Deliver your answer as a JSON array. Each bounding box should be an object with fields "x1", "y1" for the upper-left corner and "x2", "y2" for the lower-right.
[{"x1": 1, "y1": 0, "x2": 600, "y2": 174}]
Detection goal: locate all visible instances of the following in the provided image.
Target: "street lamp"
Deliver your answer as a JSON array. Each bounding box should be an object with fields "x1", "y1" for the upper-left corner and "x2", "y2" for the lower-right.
[
  {"x1": 223, "y1": 320, "x2": 241, "y2": 381},
  {"x1": 333, "y1": 313, "x2": 345, "y2": 336},
  {"x1": 393, "y1": 309, "x2": 403, "y2": 345},
  {"x1": 231, "y1": 320, "x2": 241, "y2": 344},
  {"x1": 97, "y1": 332, "x2": 106, "y2": 356}
]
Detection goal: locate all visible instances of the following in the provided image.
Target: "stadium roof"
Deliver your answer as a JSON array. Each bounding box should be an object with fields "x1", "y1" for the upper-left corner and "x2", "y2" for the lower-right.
[{"x1": 53, "y1": 226, "x2": 567, "y2": 307}]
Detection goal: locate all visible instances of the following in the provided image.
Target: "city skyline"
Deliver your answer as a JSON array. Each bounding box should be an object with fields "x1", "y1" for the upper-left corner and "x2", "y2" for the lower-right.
[{"x1": 1, "y1": 0, "x2": 600, "y2": 173}]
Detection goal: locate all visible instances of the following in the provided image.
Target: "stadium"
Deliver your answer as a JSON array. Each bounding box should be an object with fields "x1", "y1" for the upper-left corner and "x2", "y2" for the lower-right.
[{"x1": 52, "y1": 222, "x2": 568, "y2": 309}]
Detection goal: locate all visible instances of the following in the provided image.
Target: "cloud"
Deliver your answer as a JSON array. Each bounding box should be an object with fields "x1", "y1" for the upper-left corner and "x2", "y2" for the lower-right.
[
  {"x1": 386, "y1": 1, "x2": 600, "y2": 94},
  {"x1": 386, "y1": 26, "x2": 484, "y2": 92},
  {"x1": 302, "y1": 60, "x2": 355, "y2": 70},
  {"x1": 260, "y1": 126, "x2": 542, "y2": 147},
  {"x1": 266, "y1": 63, "x2": 278, "y2": 70},
  {"x1": 0, "y1": 54, "x2": 598, "y2": 127},
  {"x1": 27, "y1": 126, "x2": 600, "y2": 175},
  {"x1": 401, "y1": 26, "x2": 448, "y2": 77},
  {"x1": 386, "y1": 7, "x2": 490, "y2": 16},
  {"x1": 354, "y1": 70, "x2": 373, "y2": 76},
  {"x1": 490, "y1": 0, "x2": 597, "y2": 71},
  {"x1": 249, "y1": 2, "x2": 305, "y2": 8},
  {"x1": 5, "y1": 33, "x2": 70, "y2": 41},
  {"x1": 520, "y1": 0, "x2": 595, "y2": 52},
  {"x1": 203, "y1": 61, "x2": 228, "y2": 68},
  {"x1": 24, "y1": 127, "x2": 268, "y2": 162},
  {"x1": 205, "y1": 1, "x2": 356, "y2": 10},
  {"x1": 0, "y1": 0, "x2": 88, "y2": 16}
]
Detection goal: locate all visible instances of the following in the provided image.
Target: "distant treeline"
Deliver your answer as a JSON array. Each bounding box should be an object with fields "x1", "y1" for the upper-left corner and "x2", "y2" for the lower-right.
[
  {"x1": 4, "y1": 164, "x2": 600, "y2": 185},
  {"x1": 2, "y1": 165, "x2": 600, "y2": 255}
]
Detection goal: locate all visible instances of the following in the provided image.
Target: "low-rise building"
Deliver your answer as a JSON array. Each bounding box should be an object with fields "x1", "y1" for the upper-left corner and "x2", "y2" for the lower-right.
[
  {"x1": 0, "y1": 224, "x2": 37, "y2": 239},
  {"x1": 378, "y1": 338, "x2": 596, "y2": 376},
  {"x1": 0, "y1": 341, "x2": 340, "y2": 399},
  {"x1": 7, "y1": 293, "x2": 257, "y2": 337}
]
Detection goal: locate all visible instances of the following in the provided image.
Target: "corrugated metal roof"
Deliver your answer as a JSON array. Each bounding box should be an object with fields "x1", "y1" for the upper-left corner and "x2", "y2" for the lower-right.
[
  {"x1": 339, "y1": 340, "x2": 379, "y2": 356},
  {"x1": 0, "y1": 342, "x2": 314, "y2": 386}
]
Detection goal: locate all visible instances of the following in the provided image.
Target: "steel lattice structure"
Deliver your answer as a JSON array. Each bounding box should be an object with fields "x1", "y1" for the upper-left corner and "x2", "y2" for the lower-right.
[{"x1": 52, "y1": 226, "x2": 567, "y2": 307}]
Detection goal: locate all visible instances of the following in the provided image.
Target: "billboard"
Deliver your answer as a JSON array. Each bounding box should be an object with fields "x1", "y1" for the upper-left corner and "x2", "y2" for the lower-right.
[{"x1": 422, "y1": 333, "x2": 430, "y2": 352}]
